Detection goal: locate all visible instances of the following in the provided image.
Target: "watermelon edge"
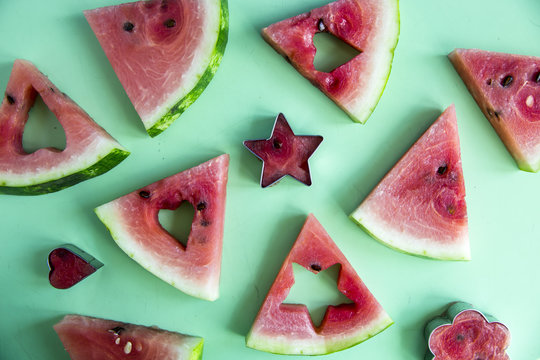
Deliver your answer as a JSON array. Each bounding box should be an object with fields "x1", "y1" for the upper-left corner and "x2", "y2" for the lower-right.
[{"x1": 146, "y1": 0, "x2": 229, "y2": 137}]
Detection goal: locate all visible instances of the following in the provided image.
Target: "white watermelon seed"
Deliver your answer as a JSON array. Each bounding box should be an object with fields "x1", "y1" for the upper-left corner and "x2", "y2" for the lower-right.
[
  {"x1": 115, "y1": 337, "x2": 121, "y2": 345},
  {"x1": 526, "y1": 95, "x2": 534, "y2": 108},
  {"x1": 124, "y1": 341, "x2": 133, "y2": 354}
]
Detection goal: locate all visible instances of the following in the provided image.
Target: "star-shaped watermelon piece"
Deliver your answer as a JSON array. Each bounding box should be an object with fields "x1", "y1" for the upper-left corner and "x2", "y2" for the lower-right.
[{"x1": 243, "y1": 113, "x2": 323, "y2": 187}]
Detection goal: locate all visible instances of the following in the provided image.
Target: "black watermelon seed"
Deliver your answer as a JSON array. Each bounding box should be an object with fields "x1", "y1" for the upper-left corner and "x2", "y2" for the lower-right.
[
  {"x1": 486, "y1": 78, "x2": 492, "y2": 86},
  {"x1": 501, "y1": 75, "x2": 513, "y2": 87},
  {"x1": 447, "y1": 204, "x2": 456, "y2": 215},
  {"x1": 123, "y1": 22, "x2": 135, "y2": 32},
  {"x1": 197, "y1": 202, "x2": 206, "y2": 211},
  {"x1": 494, "y1": 111, "x2": 501, "y2": 120},
  {"x1": 534, "y1": 71, "x2": 540, "y2": 83},
  {"x1": 200, "y1": 219, "x2": 210, "y2": 227},
  {"x1": 273, "y1": 139, "x2": 282, "y2": 149},
  {"x1": 317, "y1": 19, "x2": 326, "y2": 32},
  {"x1": 311, "y1": 264, "x2": 322, "y2": 272},
  {"x1": 160, "y1": 0, "x2": 168, "y2": 10},
  {"x1": 437, "y1": 165, "x2": 448, "y2": 175},
  {"x1": 456, "y1": 333, "x2": 464, "y2": 341},
  {"x1": 109, "y1": 326, "x2": 125, "y2": 335},
  {"x1": 49, "y1": 87, "x2": 55, "y2": 93},
  {"x1": 5, "y1": 94, "x2": 15, "y2": 105},
  {"x1": 139, "y1": 190, "x2": 150, "y2": 198},
  {"x1": 163, "y1": 18, "x2": 176, "y2": 28}
]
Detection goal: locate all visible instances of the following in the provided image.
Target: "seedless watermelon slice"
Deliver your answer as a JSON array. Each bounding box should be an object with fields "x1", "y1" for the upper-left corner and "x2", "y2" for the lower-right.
[
  {"x1": 54, "y1": 314, "x2": 204, "y2": 359},
  {"x1": 449, "y1": 48, "x2": 540, "y2": 172},
  {"x1": 262, "y1": 0, "x2": 399, "y2": 123},
  {"x1": 84, "y1": 0, "x2": 228, "y2": 137},
  {"x1": 95, "y1": 155, "x2": 228, "y2": 301},
  {"x1": 246, "y1": 214, "x2": 392, "y2": 355},
  {"x1": 0, "y1": 59, "x2": 129, "y2": 195},
  {"x1": 350, "y1": 105, "x2": 469, "y2": 260}
]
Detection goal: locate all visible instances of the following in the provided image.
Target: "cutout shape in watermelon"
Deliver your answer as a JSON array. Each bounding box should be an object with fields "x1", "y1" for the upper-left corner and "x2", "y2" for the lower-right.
[
  {"x1": 84, "y1": 0, "x2": 229, "y2": 137},
  {"x1": 0, "y1": 59, "x2": 129, "y2": 195},
  {"x1": 350, "y1": 105, "x2": 469, "y2": 260},
  {"x1": 95, "y1": 154, "x2": 228, "y2": 301},
  {"x1": 54, "y1": 314, "x2": 204, "y2": 359},
  {"x1": 261, "y1": 0, "x2": 399, "y2": 123},
  {"x1": 449, "y1": 48, "x2": 540, "y2": 172},
  {"x1": 246, "y1": 214, "x2": 392, "y2": 355}
]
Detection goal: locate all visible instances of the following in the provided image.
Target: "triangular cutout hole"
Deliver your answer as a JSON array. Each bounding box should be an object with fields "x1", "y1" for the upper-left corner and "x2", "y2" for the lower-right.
[
  {"x1": 284, "y1": 263, "x2": 353, "y2": 327},
  {"x1": 313, "y1": 32, "x2": 361, "y2": 73},
  {"x1": 158, "y1": 201, "x2": 195, "y2": 248},
  {"x1": 22, "y1": 94, "x2": 66, "y2": 154}
]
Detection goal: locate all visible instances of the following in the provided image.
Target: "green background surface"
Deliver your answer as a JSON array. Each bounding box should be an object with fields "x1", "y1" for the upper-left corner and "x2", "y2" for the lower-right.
[{"x1": 1, "y1": 0, "x2": 539, "y2": 359}]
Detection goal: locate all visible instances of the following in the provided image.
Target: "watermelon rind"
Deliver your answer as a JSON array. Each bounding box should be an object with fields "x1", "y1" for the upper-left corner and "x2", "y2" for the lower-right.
[
  {"x1": 0, "y1": 147, "x2": 129, "y2": 195},
  {"x1": 147, "y1": 0, "x2": 229, "y2": 137}
]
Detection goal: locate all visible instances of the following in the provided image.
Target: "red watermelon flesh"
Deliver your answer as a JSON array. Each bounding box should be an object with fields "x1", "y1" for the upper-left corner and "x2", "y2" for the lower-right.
[
  {"x1": 84, "y1": 0, "x2": 228, "y2": 137},
  {"x1": 0, "y1": 59, "x2": 129, "y2": 195},
  {"x1": 262, "y1": 0, "x2": 399, "y2": 123},
  {"x1": 449, "y1": 48, "x2": 540, "y2": 172},
  {"x1": 246, "y1": 214, "x2": 392, "y2": 355},
  {"x1": 350, "y1": 105, "x2": 469, "y2": 260},
  {"x1": 54, "y1": 314, "x2": 203, "y2": 360},
  {"x1": 95, "y1": 155, "x2": 228, "y2": 301}
]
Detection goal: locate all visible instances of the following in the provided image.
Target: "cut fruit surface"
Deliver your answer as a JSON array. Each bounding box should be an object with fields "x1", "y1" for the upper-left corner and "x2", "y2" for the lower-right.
[
  {"x1": 95, "y1": 155, "x2": 229, "y2": 301},
  {"x1": 246, "y1": 214, "x2": 392, "y2": 355},
  {"x1": 0, "y1": 59, "x2": 129, "y2": 195},
  {"x1": 262, "y1": 0, "x2": 399, "y2": 123},
  {"x1": 449, "y1": 48, "x2": 540, "y2": 172},
  {"x1": 85, "y1": 0, "x2": 228, "y2": 137},
  {"x1": 350, "y1": 105, "x2": 469, "y2": 260}
]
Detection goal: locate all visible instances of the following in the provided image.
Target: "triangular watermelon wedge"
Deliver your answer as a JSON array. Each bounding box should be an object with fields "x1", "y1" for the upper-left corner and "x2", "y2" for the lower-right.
[
  {"x1": 0, "y1": 59, "x2": 129, "y2": 195},
  {"x1": 84, "y1": 0, "x2": 228, "y2": 137},
  {"x1": 350, "y1": 105, "x2": 469, "y2": 260},
  {"x1": 246, "y1": 214, "x2": 392, "y2": 355},
  {"x1": 262, "y1": 0, "x2": 399, "y2": 123},
  {"x1": 449, "y1": 48, "x2": 540, "y2": 172},
  {"x1": 95, "y1": 154, "x2": 229, "y2": 301}
]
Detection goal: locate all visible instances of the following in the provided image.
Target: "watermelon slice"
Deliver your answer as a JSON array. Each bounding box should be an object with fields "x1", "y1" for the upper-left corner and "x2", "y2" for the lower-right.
[
  {"x1": 449, "y1": 48, "x2": 540, "y2": 172},
  {"x1": 350, "y1": 105, "x2": 469, "y2": 260},
  {"x1": 425, "y1": 302, "x2": 510, "y2": 360},
  {"x1": 261, "y1": 0, "x2": 399, "y2": 123},
  {"x1": 84, "y1": 0, "x2": 228, "y2": 137},
  {"x1": 54, "y1": 314, "x2": 203, "y2": 359},
  {"x1": 95, "y1": 154, "x2": 228, "y2": 301},
  {"x1": 0, "y1": 59, "x2": 129, "y2": 195},
  {"x1": 246, "y1": 214, "x2": 392, "y2": 355}
]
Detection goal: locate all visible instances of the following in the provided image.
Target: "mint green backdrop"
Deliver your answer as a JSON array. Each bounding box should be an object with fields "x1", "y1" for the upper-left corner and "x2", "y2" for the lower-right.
[{"x1": 1, "y1": 0, "x2": 539, "y2": 359}]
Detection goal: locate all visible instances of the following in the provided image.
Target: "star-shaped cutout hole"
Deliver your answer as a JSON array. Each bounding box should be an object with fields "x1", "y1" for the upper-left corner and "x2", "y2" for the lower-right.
[
  {"x1": 244, "y1": 113, "x2": 323, "y2": 187},
  {"x1": 283, "y1": 263, "x2": 353, "y2": 327}
]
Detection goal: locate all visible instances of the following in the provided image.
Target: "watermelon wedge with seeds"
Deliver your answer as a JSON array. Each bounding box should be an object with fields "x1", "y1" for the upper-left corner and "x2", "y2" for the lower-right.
[
  {"x1": 95, "y1": 154, "x2": 228, "y2": 301},
  {"x1": 54, "y1": 314, "x2": 204, "y2": 360},
  {"x1": 246, "y1": 214, "x2": 392, "y2": 355},
  {"x1": 0, "y1": 59, "x2": 129, "y2": 195},
  {"x1": 449, "y1": 48, "x2": 540, "y2": 172},
  {"x1": 350, "y1": 105, "x2": 469, "y2": 260},
  {"x1": 84, "y1": 0, "x2": 228, "y2": 137},
  {"x1": 262, "y1": 0, "x2": 399, "y2": 123}
]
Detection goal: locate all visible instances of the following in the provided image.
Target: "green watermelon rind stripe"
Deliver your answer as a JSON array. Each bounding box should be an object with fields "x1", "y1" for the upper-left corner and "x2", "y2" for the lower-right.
[
  {"x1": 0, "y1": 148, "x2": 129, "y2": 196},
  {"x1": 147, "y1": 0, "x2": 229, "y2": 138}
]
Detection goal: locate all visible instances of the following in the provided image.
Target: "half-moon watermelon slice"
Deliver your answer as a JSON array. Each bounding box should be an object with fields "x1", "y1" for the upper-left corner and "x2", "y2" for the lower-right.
[
  {"x1": 449, "y1": 48, "x2": 540, "y2": 172},
  {"x1": 261, "y1": 0, "x2": 399, "y2": 123},
  {"x1": 54, "y1": 314, "x2": 204, "y2": 360},
  {"x1": 84, "y1": 0, "x2": 228, "y2": 137},
  {"x1": 246, "y1": 214, "x2": 392, "y2": 355},
  {"x1": 350, "y1": 105, "x2": 469, "y2": 260},
  {"x1": 95, "y1": 154, "x2": 228, "y2": 301},
  {"x1": 0, "y1": 59, "x2": 129, "y2": 195}
]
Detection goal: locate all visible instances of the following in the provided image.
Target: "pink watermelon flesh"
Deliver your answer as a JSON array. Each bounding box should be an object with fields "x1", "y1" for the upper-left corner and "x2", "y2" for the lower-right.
[
  {"x1": 54, "y1": 314, "x2": 203, "y2": 360},
  {"x1": 350, "y1": 105, "x2": 469, "y2": 260},
  {"x1": 95, "y1": 154, "x2": 229, "y2": 301},
  {"x1": 48, "y1": 245, "x2": 103, "y2": 289},
  {"x1": 0, "y1": 60, "x2": 129, "y2": 195},
  {"x1": 262, "y1": 0, "x2": 399, "y2": 123},
  {"x1": 429, "y1": 310, "x2": 510, "y2": 360},
  {"x1": 243, "y1": 113, "x2": 323, "y2": 187},
  {"x1": 84, "y1": 0, "x2": 228, "y2": 137},
  {"x1": 449, "y1": 48, "x2": 540, "y2": 172},
  {"x1": 246, "y1": 214, "x2": 392, "y2": 355}
]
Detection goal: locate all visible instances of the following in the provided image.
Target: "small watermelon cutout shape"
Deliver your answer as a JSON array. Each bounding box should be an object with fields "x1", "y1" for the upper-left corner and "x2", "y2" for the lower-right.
[
  {"x1": 246, "y1": 214, "x2": 392, "y2": 355},
  {"x1": 350, "y1": 105, "x2": 469, "y2": 260},
  {"x1": 84, "y1": 0, "x2": 229, "y2": 137},
  {"x1": 449, "y1": 48, "x2": 540, "y2": 172},
  {"x1": 54, "y1": 314, "x2": 204, "y2": 359},
  {"x1": 262, "y1": 0, "x2": 399, "y2": 123},
  {"x1": 0, "y1": 59, "x2": 129, "y2": 195},
  {"x1": 95, "y1": 155, "x2": 228, "y2": 301}
]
